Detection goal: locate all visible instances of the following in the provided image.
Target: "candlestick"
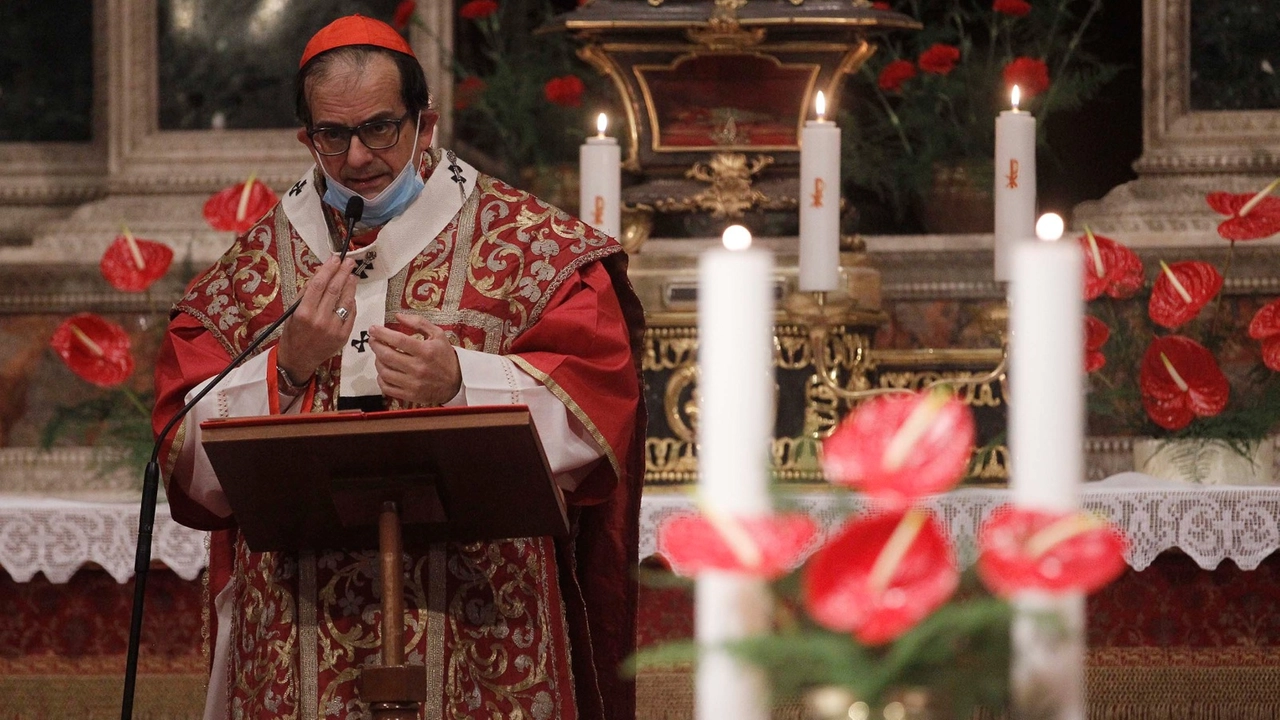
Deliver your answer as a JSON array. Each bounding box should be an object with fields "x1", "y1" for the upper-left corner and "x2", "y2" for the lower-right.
[
  {"x1": 1008, "y1": 211, "x2": 1085, "y2": 720},
  {"x1": 579, "y1": 112, "x2": 621, "y2": 239},
  {"x1": 696, "y1": 225, "x2": 773, "y2": 720},
  {"x1": 799, "y1": 91, "x2": 841, "y2": 292},
  {"x1": 994, "y1": 85, "x2": 1037, "y2": 282}
]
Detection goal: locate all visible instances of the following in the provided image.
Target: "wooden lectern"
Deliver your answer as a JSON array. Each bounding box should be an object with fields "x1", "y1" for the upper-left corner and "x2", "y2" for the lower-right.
[{"x1": 201, "y1": 405, "x2": 568, "y2": 719}]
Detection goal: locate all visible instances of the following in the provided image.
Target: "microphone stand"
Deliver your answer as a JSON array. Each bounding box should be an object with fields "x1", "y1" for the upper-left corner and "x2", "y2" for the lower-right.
[{"x1": 119, "y1": 196, "x2": 363, "y2": 720}]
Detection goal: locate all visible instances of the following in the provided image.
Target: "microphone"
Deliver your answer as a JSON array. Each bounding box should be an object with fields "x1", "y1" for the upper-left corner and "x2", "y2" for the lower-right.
[{"x1": 120, "y1": 195, "x2": 364, "y2": 720}]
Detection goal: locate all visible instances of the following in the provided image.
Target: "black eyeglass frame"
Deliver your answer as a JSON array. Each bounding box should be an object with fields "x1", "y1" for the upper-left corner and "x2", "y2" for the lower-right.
[{"x1": 306, "y1": 112, "x2": 414, "y2": 156}]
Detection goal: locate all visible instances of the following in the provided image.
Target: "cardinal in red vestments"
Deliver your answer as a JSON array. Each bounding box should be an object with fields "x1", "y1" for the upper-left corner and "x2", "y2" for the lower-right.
[{"x1": 153, "y1": 15, "x2": 644, "y2": 720}]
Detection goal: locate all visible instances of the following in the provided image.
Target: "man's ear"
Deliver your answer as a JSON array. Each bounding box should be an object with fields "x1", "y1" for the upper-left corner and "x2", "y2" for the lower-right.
[
  {"x1": 417, "y1": 110, "x2": 440, "y2": 152},
  {"x1": 296, "y1": 127, "x2": 311, "y2": 147}
]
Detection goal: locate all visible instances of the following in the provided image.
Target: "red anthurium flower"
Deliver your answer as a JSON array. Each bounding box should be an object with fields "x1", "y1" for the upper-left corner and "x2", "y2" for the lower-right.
[
  {"x1": 100, "y1": 231, "x2": 174, "y2": 292},
  {"x1": 1085, "y1": 315, "x2": 1109, "y2": 373},
  {"x1": 1003, "y1": 57, "x2": 1050, "y2": 97},
  {"x1": 543, "y1": 75, "x2": 585, "y2": 107},
  {"x1": 459, "y1": 0, "x2": 499, "y2": 20},
  {"x1": 50, "y1": 313, "x2": 135, "y2": 387},
  {"x1": 1206, "y1": 181, "x2": 1280, "y2": 241},
  {"x1": 392, "y1": 0, "x2": 416, "y2": 29},
  {"x1": 203, "y1": 176, "x2": 279, "y2": 234},
  {"x1": 454, "y1": 76, "x2": 487, "y2": 111},
  {"x1": 1139, "y1": 335, "x2": 1229, "y2": 430},
  {"x1": 977, "y1": 505, "x2": 1128, "y2": 598},
  {"x1": 804, "y1": 509, "x2": 958, "y2": 645},
  {"x1": 918, "y1": 44, "x2": 961, "y2": 75},
  {"x1": 822, "y1": 391, "x2": 975, "y2": 509},
  {"x1": 1148, "y1": 260, "x2": 1222, "y2": 329},
  {"x1": 1078, "y1": 230, "x2": 1143, "y2": 301},
  {"x1": 877, "y1": 60, "x2": 917, "y2": 93},
  {"x1": 1249, "y1": 298, "x2": 1280, "y2": 371},
  {"x1": 993, "y1": 0, "x2": 1032, "y2": 16},
  {"x1": 656, "y1": 512, "x2": 819, "y2": 579}
]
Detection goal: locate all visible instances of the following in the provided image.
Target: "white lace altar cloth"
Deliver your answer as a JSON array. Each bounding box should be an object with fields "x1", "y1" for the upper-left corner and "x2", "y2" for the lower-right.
[
  {"x1": 640, "y1": 474, "x2": 1280, "y2": 572},
  {"x1": 7, "y1": 474, "x2": 1280, "y2": 584},
  {"x1": 0, "y1": 498, "x2": 208, "y2": 584}
]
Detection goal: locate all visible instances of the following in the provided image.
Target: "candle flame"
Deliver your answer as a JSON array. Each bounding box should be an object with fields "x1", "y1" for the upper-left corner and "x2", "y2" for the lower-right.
[
  {"x1": 1159, "y1": 260, "x2": 1193, "y2": 303},
  {"x1": 1011, "y1": 85, "x2": 1022, "y2": 111},
  {"x1": 596, "y1": 112, "x2": 608, "y2": 136},
  {"x1": 1036, "y1": 213, "x2": 1064, "y2": 241},
  {"x1": 867, "y1": 508, "x2": 927, "y2": 595},
  {"x1": 1085, "y1": 225, "x2": 1105, "y2": 278},
  {"x1": 815, "y1": 90, "x2": 826, "y2": 121},
  {"x1": 1239, "y1": 177, "x2": 1280, "y2": 217},
  {"x1": 1160, "y1": 352, "x2": 1190, "y2": 393},
  {"x1": 722, "y1": 224, "x2": 752, "y2": 251}
]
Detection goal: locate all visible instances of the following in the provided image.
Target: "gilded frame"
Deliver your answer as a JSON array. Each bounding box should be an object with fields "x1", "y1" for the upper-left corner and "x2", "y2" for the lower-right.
[{"x1": 1137, "y1": 0, "x2": 1280, "y2": 174}]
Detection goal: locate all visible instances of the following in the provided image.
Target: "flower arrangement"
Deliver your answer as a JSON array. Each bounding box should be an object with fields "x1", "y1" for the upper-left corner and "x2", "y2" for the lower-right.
[
  {"x1": 44, "y1": 177, "x2": 276, "y2": 473},
  {"x1": 43, "y1": 228, "x2": 170, "y2": 470},
  {"x1": 643, "y1": 390, "x2": 1128, "y2": 718},
  {"x1": 1082, "y1": 180, "x2": 1280, "y2": 451},
  {"x1": 844, "y1": 0, "x2": 1118, "y2": 225},
  {"x1": 396, "y1": 0, "x2": 598, "y2": 185}
]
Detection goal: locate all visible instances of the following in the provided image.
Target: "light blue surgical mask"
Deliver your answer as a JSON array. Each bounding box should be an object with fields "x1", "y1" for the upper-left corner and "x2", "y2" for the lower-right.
[{"x1": 318, "y1": 117, "x2": 425, "y2": 226}]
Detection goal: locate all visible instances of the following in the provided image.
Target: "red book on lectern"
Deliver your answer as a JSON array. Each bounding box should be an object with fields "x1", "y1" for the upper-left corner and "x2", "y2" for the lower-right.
[{"x1": 200, "y1": 405, "x2": 568, "y2": 553}]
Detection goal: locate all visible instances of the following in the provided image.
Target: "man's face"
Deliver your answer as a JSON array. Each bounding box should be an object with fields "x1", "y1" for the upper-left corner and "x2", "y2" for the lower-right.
[{"x1": 297, "y1": 54, "x2": 436, "y2": 199}]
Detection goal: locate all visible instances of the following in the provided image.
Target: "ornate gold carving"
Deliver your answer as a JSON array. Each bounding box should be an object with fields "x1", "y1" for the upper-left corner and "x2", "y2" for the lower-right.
[
  {"x1": 687, "y1": 0, "x2": 766, "y2": 49},
  {"x1": 620, "y1": 203, "x2": 654, "y2": 254},
  {"x1": 654, "y1": 153, "x2": 775, "y2": 219},
  {"x1": 664, "y1": 364, "x2": 699, "y2": 443}
]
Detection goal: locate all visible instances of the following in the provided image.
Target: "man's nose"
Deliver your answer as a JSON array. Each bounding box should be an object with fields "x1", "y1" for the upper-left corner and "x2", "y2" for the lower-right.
[{"x1": 346, "y1": 135, "x2": 376, "y2": 166}]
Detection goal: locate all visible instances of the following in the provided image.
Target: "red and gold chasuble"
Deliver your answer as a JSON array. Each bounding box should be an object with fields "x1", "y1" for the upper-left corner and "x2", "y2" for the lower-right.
[{"x1": 156, "y1": 155, "x2": 645, "y2": 720}]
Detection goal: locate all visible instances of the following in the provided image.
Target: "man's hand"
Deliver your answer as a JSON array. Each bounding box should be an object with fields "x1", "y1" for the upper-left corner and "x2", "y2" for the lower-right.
[
  {"x1": 368, "y1": 312, "x2": 462, "y2": 406},
  {"x1": 276, "y1": 256, "x2": 357, "y2": 383}
]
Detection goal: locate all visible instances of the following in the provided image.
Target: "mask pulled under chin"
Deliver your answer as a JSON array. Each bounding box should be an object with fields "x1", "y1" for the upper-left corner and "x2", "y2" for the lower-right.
[{"x1": 320, "y1": 155, "x2": 426, "y2": 227}]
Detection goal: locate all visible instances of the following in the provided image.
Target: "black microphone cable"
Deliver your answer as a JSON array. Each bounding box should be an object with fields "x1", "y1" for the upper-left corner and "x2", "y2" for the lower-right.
[{"x1": 120, "y1": 195, "x2": 363, "y2": 720}]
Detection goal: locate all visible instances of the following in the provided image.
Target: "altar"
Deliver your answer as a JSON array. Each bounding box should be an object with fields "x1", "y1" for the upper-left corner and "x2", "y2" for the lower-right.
[{"x1": 4, "y1": 477, "x2": 1280, "y2": 719}]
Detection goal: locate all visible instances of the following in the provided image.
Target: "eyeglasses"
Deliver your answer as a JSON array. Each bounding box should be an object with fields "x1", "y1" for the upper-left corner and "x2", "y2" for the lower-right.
[{"x1": 307, "y1": 112, "x2": 413, "y2": 156}]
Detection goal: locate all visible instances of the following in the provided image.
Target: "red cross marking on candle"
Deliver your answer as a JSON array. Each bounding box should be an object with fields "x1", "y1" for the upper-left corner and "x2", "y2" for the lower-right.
[
  {"x1": 593, "y1": 195, "x2": 605, "y2": 224},
  {"x1": 811, "y1": 177, "x2": 825, "y2": 208},
  {"x1": 1006, "y1": 159, "x2": 1020, "y2": 189}
]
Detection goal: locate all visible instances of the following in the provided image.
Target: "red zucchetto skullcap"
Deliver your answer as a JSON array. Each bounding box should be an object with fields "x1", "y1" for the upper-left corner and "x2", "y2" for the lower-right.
[{"x1": 299, "y1": 15, "x2": 415, "y2": 68}]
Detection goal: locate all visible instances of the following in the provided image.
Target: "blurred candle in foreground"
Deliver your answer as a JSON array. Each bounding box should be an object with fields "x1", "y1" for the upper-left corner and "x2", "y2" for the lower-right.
[
  {"x1": 1009, "y1": 211, "x2": 1080, "y2": 510},
  {"x1": 1008, "y1": 211, "x2": 1085, "y2": 720},
  {"x1": 799, "y1": 90, "x2": 841, "y2": 292},
  {"x1": 994, "y1": 85, "x2": 1037, "y2": 282},
  {"x1": 696, "y1": 224, "x2": 772, "y2": 720},
  {"x1": 579, "y1": 112, "x2": 621, "y2": 238}
]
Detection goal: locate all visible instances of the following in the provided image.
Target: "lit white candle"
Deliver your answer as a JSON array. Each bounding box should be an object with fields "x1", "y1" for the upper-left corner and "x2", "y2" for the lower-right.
[
  {"x1": 1009, "y1": 211, "x2": 1081, "y2": 511},
  {"x1": 994, "y1": 86, "x2": 1037, "y2": 282},
  {"x1": 579, "y1": 112, "x2": 621, "y2": 239},
  {"x1": 799, "y1": 91, "x2": 841, "y2": 292},
  {"x1": 1008, "y1": 211, "x2": 1085, "y2": 720},
  {"x1": 696, "y1": 225, "x2": 773, "y2": 720}
]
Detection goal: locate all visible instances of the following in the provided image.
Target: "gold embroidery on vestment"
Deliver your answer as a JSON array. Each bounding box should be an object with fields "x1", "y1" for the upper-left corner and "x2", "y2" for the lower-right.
[{"x1": 300, "y1": 550, "x2": 318, "y2": 720}]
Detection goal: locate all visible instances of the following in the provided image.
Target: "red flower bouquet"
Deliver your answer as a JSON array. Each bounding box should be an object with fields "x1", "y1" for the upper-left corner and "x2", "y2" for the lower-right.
[
  {"x1": 646, "y1": 389, "x2": 1129, "y2": 718},
  {"x1": 1084, "y1": 181, "x2": 1280, "y2": 440},
  {"x1": 847, "y1": 0, "x2": 1118, "y2": 221},
  {"x1": 405, "y1": 0, "x2": 600, "y2": 181}
]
